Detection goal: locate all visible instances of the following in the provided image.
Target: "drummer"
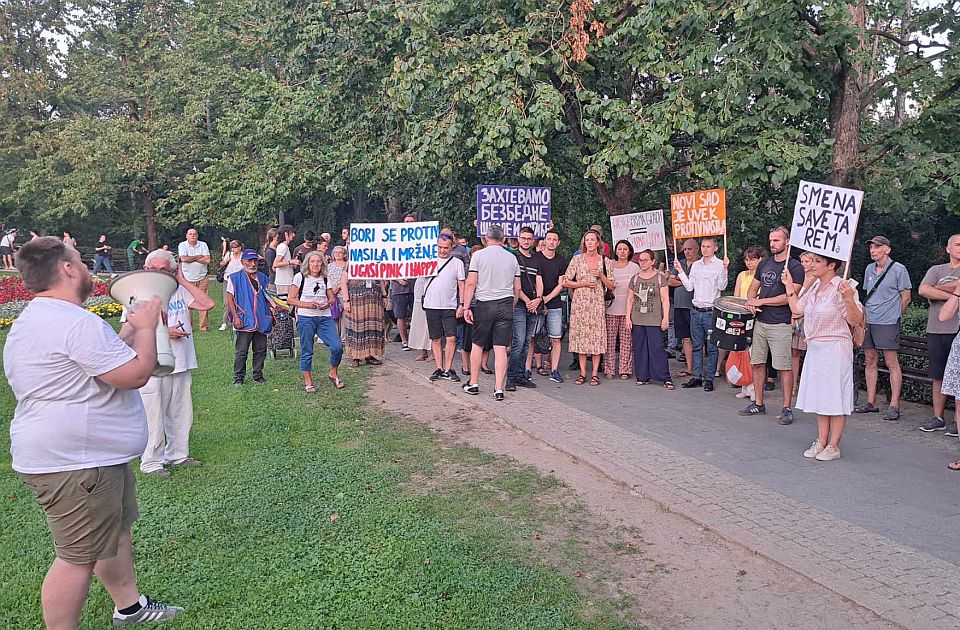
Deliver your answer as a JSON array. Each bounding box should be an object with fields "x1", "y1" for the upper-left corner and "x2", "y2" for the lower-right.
[{"x1": 742, "y1": 226, "x2": 805, "y2": 424}]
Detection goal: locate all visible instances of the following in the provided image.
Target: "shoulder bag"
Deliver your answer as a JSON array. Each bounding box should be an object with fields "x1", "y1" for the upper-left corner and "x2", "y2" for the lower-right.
[
  {"x1": 420, "y1": 257, "x2": 456, "y2": 311},
  {"x1": 602, "y1": 257, "x2": 615, "y2": 308}
]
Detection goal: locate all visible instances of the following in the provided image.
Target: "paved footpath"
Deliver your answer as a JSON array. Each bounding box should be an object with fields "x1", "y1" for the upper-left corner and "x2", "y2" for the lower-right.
[{"x1": 384, "y1": 346, "x2": 960, "y2": 629}]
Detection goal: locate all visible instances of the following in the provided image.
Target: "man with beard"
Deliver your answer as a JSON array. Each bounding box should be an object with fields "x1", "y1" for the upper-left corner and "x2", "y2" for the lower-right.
[
  {"x1": 743, "y1": 226, "x2": 805, "y2": 423},
  {"x1": 4, "y1": 237, "x2": 184, "y2": 627}
]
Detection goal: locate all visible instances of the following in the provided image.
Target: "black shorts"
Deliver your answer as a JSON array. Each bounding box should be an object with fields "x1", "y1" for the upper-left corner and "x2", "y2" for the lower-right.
[
  {"x1": 461, "y1": 318, "x2": 492, "y2": 352},
  {"x1": 674, "y1": 308, "x2": 692, "y2": 340},
  {"x1": 472, "y1": 297, "x2": 514, "y2": 348},
  {"x1": 425, "y1": 308, "x2": 457, "y2": 340},
  {"x1": 863, "y1": 323, "x2": 900, "y2": 351},
  {"x1": 928, "y1": 332, "x2": 957, "y2": 380},
  {"x1": 0, "y1": 246, "x2": 11, "y2": 256},
  {"x1": 392, "y1": 293, "x2": 414, "y2": 320}
]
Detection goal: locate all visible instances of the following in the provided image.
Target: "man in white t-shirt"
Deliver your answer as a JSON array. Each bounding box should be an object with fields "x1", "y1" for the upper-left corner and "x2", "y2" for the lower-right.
[
  {"x1": 126, "y1": 249, "x2": 214, "y2": 478},
  {"x1": 272, "y1": 224, "x2": 300, "y2": 297},
  {"x1": 461, "y1": 224, "x2": 521, "y2": 401},
  {"x1": 0, "y1": 228, "x2": 16, "y2": 269},
  {"x1": 4, "y1": 237, "x2": 183, "y2": 627},
  {"x1": 177, "y1": 228, "x2": 211, "y2": 331},
  {"x1": 423, "y1": 234, "x2": 466, "y2": 382}
]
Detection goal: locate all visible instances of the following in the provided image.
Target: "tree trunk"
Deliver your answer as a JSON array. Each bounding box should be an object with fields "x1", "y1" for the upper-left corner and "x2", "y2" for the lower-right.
[
  {"x1": 353, "y1": 190, "x2": 367, "y2": 222},
  {"x1": 827, "y1": 2, "x2": 867, "y2": 188},
  {"x1": 141, "y1": 187, "x2": 158, "y2": 250},
  {"x1": 386, "y1": 196, "x2": 402, "y2": 222},
  {"x1": 893, "y1": 0, "x2": 912, "y2": 128},
  {"x1": 592, "y1": 175, "x2": 635, "y2": 215}
]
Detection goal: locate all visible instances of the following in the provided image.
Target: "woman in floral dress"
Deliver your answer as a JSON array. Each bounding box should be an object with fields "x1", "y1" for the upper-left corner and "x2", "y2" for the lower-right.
[{"x1": 565, "y1": 229, "x2": 615, "y2": 385}]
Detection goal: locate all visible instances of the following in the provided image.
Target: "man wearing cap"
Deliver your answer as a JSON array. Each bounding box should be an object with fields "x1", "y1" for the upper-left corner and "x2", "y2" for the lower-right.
[
  {"x1": 853, "y1": 236, "x2": 912, "y2": 420},
  {"x1": 224, "y1": 249, "x2": 273, "y2": 385}
]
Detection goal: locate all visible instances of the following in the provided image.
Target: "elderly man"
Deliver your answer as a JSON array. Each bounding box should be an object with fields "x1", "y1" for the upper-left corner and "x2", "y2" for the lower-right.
[
  {"x1": 225, "y1": 248, "x2": 273, "y2": 385},
  {"x1": 855, "y1": 236, "x2": 912, "y2": 421},
  {"x1": 461, "y1": 224, "x2": 521, "y2": 401},
  {"x1": 4, "y1": 237, "x2": 183, "y2": 627},
  {"x1": 177, "y1": 228, "x2": 211, "y2": 331},
  {"x1": 128, "y1": 249, "x2": 215, "y2": 478}
]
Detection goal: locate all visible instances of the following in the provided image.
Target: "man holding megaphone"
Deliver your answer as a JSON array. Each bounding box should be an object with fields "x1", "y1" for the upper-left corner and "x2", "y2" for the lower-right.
[
  {"x1": 121, "y1": 249, "x2": 214, "y2": 479},
  {"x1": 4, "y1": 237, "x2": 185, "y2": 627}
]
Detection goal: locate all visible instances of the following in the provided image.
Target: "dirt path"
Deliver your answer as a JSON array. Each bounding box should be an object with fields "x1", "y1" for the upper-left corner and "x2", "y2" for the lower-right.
[{"x1": 368, "y1": 368, "x2": 897, "y2": 629}]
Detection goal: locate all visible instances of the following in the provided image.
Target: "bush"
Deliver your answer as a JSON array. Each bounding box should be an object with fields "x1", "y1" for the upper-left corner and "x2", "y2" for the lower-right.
[{"x1": 854, "y1": 305, "x2": 936, "y2": 405}]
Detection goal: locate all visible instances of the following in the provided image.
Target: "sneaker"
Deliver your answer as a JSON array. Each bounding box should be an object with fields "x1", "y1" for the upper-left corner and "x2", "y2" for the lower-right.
[
  {"x1": 443, "y1": 370, "x2": 461, "y2": 382},
  {"x1": 739, "y1": 403, "x2": 766, "y2": 416},
  {"x1": 803, "y1": 440, "x2": 825, "y2": 458},
  {"x1": 429, "y1": 368, "x2": 444, "y2": 381},
  {"x1": 854, "y1": 402, "x2": 880, "y2": 413},
  {"x1": 815, "y1": 445, "x2": 841, "y2": 461},
  {"x1": 218, "y1": 323, "x2": 227, "y2": 331},
  {"x1": 505, "y1": 379, "x2": 517, "y2": 392},
  {"x1": 461, "y1": 383, "x2": 479, "y2": 395},
  {"x1": 681, "y1": 378, "x2": 703, "y2": 389},
  {"x1": 232, "y1": 380, "x2": 244, "y2": 387},
  {"x1": 402, "y1": 342, "x2": 411, "y2": 351},
  {"x1": 169, "y1": 457, "x2": 202, "y2": 468},
  {"x1": 549, "y1": 370, "x2": 564, "y2": 383},
  {"x1": 947, "y1": 422, "x2": 959, "y2": 438},
  {"x1": 881, "y1": 406, "x2": 900, "y2": 421},
  {"x1": 253, "y1": 376, "x2": 267, "y2": 384},
  {"x1": 516, "y1": 378, "x2": 537, "y2": 389},
  {"x1": 919, "y1": 416, "x2": 947, "y2": 432},
  {"x1": 703, "y1": 380, "x2": 714, "y2": 392},
  {"x1": 142, "y1": 468, "x2": 170, "y2": 478},
  {"x1": 112, "y1": 595, "x2": 184, "y2": 626},
  {"x1": 525, "y1": 369, "x2": 533, "y2": 380},
  {"x1": 494, "y1": 389, "x2": 505, "y2": 401},
  {"x1": 779, "y1": 407, "x2": 794, "y2": 425},
  {"x1": 764, "y1": 381, "x2": 775, "y2": 391}
]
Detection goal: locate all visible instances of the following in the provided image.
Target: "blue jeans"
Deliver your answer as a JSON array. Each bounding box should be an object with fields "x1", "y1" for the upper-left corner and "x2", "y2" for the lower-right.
[
  {"x1": 691, "y1": 308, "x2": 718, "y2": 381},
  {"x1": 667, "y1": 302, "x2": 676, "y2": 350},
  {"x1": 93, "y1": 254, "x2": 113, "y2": 274},
  {"x1": 508, "y1": 306, "x2": 543, "y2": 379},
  {"x1": 297, "y1": 316, "x2": 343, "y2": 372}
]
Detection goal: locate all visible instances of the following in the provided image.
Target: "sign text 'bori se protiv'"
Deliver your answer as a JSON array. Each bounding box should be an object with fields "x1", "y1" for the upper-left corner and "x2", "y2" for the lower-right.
[{"x1": 349, "y1": 221, "x2": 440, "y2": 280}]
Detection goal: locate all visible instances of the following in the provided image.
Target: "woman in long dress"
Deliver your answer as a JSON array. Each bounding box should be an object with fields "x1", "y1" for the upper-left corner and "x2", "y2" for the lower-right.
[
  {"x1": 342, "y1": 273, "x2": 387, "y2": 367},
  {"x1": 564, "y1": 229, "x2": 614, "y2": 385},
  {"x1": 784, "y1": 255, "x2": 863, "y2": 462},
  {"x1": 327, "y1": 246, "x2": 348, "y2": 337},
  {"x1": 936, "y1": 290, "x2": 960, "y2": 471},
  {"x1": 407, "y1": 277, "x2": 432, "y2": 361}
]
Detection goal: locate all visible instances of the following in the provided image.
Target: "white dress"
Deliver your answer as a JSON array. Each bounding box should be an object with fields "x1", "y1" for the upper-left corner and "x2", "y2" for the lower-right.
[{"x1": 407, "y1": 277, "x2": 432, "y2": 352}]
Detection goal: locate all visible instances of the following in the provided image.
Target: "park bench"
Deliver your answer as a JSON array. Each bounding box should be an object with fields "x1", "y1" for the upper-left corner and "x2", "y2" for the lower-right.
[{"x1": 855, "y1": 334, "x2": 932, "y2": 404}]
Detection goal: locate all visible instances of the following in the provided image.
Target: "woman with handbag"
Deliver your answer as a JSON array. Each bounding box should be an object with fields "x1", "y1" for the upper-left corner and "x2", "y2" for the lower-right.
[
  {"x1": 784, "y1": 254, "x2": 863, "y2": 461},
  {"x1": 626, "y1": 249, "x2": 673, "y2": 389},
  {"x1": 604, "y1": 240, "x2": 640, "y2": 379},
  {"x1": 564, "y1": 229, "x2": 615, "y2": 385},
  {"x1": 288, "y1": 251, "x2": 344, "y2": 391}
]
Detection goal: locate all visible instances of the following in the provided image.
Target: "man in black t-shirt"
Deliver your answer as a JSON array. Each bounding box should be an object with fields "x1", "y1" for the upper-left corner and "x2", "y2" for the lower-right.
[
  {"x1": 537, "y1": 229, "x2": 568, "y2": 383},
  {"x1": 507, "y1": 226, "x2": 543, "y2": 390},
  {"x1": 742, "y1": 227, "x2": 805, "y2": 424}
]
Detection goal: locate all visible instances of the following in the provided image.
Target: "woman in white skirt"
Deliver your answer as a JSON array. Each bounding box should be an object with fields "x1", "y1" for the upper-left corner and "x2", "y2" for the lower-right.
[
  {"x1": 407, "y1": 277, "x2": 432, "y2": 361},
  {"x1": 783, "y1": 255, "x2": 863, "y2": 461},
  {"x1": 935, "y1": 291, "x2": 960, "y2": 471}
]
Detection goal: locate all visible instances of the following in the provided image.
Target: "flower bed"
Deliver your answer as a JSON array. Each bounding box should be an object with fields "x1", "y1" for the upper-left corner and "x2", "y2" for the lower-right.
[{"x1": 0, "y1": 275, "x2": 120, "y2": 328}]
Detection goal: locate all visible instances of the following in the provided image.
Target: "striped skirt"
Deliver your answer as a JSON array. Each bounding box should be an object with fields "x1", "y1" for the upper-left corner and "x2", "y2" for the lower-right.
[{"x1": 344, "y1": 282, "x2": 385, "y2": 360}]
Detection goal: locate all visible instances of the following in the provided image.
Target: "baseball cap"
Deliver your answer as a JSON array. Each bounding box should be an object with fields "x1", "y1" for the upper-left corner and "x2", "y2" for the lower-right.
[
  {"x1": 240, "y1": 248, "x2": 261, "y2": 260},
  {"x1": 865, "y1": 236, "x2": 891, "y2": 247}
]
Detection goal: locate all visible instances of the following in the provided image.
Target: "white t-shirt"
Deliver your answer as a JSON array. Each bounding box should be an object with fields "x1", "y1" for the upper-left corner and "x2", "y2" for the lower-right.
[
  {"x1": 468, "y1": 246, "x2": 520, "y2": 301},
  {"x1": 223, "y1": 253, "x2": 244, "y2": 277},
  {"x1": 178, "y1": 240, "x2": 210, "y2": 282},
  {"x1": 121, "y1": 286, "x2": 197, "y2": 374},
  {"x1": 275, "y1": 242, "x2": 294, "y2": 287},
  {"x1": 292, "y1": 273, "x2": 331, "y2": 318},
  {"x1": 0, "y1": 233, "x2": 13, "y2": 248},
  {"x1": 4, "y1": 298, "x2": 147, "y2": 474},
  {"x1": 423, "y1": 256, "x2": 465, "y2": 310}
]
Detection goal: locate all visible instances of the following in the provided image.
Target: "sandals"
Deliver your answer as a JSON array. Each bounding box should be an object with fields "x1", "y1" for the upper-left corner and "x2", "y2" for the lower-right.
[
  {"x1": 574, "y1": 375, "x2": 586, "y2": 385},
  {"x1": 481, "y1": 367, "x2": 494, "y2": 375},
  {"x1": 664, "y1": 381, "x2": 676, "y2": 390},
  {"x1": 305, "y1": 384, "x2": 316, "y2": 393},
  {"x1": 949, "y1": 460, "x2": 960, "y2": 472},
  {"x1": 365, "y1": 357, "x2": 383, "y2": 366},
  {"x1": 620, "y1": 374, "x2": 630, "y2": 380},
  {"x1": 589, "y1": 375, "x2": 600, "y2": 386},
  {"x1": 675, "y1": 370, "x2": 693, "y2": 378},
  {"x1": 328, "y1": 376, "x2": 345, "y2": 389},
  {"x1": 537, "y1": 367, "x2": 550, "y2": 377}
]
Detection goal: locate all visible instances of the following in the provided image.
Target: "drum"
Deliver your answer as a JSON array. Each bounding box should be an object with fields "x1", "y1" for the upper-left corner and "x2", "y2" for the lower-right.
[{"x1": 711, "y1": 296, "x2": 755, "y2": 351}]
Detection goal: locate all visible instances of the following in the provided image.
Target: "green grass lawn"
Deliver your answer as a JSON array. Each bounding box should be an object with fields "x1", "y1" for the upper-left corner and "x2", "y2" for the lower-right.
[{"x1": 0, "y1": 285, "x2": 632, "y2": 629}]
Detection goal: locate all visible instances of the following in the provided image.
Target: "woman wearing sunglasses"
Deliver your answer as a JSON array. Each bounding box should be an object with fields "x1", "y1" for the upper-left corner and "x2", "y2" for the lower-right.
[{"x1": 289, "y1": 251, "x2": 345, "y2": 391}]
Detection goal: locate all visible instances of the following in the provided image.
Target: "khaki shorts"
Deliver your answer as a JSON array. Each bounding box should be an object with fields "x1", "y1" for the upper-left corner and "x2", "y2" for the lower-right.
[
  {"x1": 19, "y1": 463, "x2": 139, "y2": 565},
  {"x1": 750, "y1": 321, "x2": 793, "y2": 371}
]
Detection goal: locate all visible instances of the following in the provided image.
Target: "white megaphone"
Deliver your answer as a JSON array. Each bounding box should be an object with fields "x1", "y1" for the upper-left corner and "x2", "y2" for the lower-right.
[{"x1": 109, "y1": 270, "x2": 179, "y2": 377}]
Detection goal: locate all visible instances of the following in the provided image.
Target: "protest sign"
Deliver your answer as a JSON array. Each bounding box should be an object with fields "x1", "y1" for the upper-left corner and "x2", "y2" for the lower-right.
[
  {"x1": 788, "y1": 181, "x2": 863, "y2": 262},
  {"x1": 610, "y1": 210, "x2": 667, "y2": 253},
  {"x1": 670, "y1": 189, "x2": 726, "y2": 239},
  {"x1": 348, "y1": 221, "x2": 440, "y2": 280},
  {"x1": 476, "y1": 185, "x2": 551, "y2": 238}
]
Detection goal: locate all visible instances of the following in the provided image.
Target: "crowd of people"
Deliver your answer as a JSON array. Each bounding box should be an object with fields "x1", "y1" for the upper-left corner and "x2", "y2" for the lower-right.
[{"x1": 5, "y1": 219, "x2": 960, "y2": 627}]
